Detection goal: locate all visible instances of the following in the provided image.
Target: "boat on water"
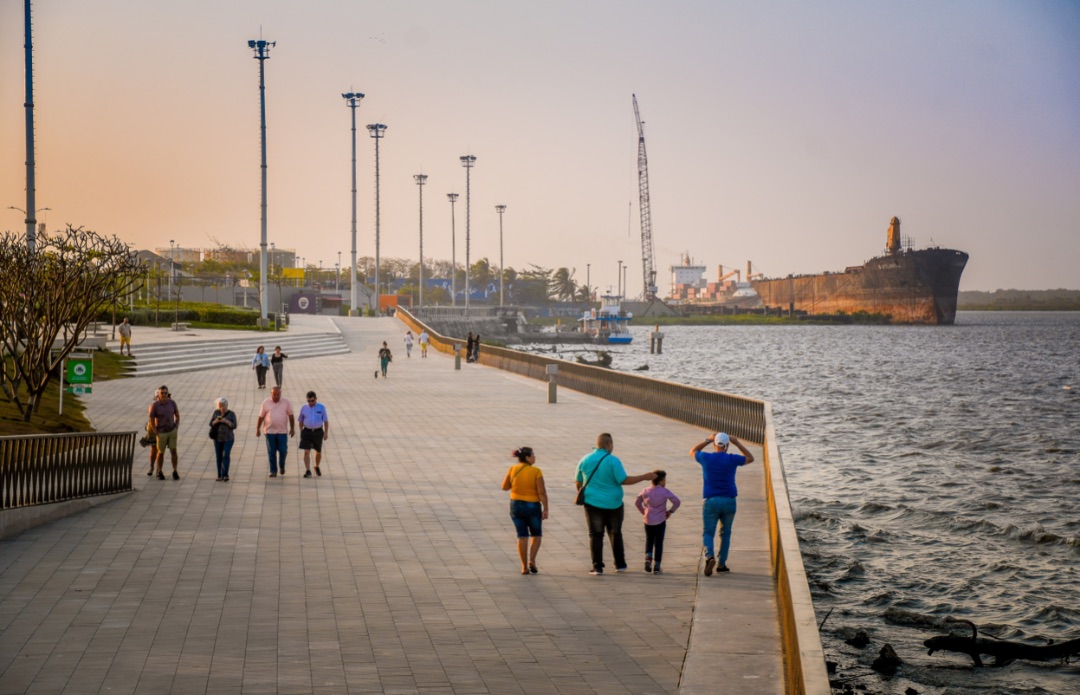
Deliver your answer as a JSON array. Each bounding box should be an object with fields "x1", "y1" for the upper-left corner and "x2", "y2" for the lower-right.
[
  {"x1": 751, "y1": 217, "x2": 969, "y2": 325},
  {"x1": 579, "y1": 295, "x2": 633, "y2": 344}
]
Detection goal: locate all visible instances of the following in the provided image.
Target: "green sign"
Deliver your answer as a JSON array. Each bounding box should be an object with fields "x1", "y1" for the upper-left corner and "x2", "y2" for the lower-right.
[
  {"x1": 66, "y1": 355, "x2": 93, "y2": 385},
  {"x1": 66, "y1": 384, "x2": 93, "y2": 395}
]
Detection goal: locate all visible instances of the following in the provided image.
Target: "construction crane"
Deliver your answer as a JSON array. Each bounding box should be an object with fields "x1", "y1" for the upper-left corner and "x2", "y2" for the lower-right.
[{"x1": 633, "y1": 94, "x2": 658, "y2": 301}]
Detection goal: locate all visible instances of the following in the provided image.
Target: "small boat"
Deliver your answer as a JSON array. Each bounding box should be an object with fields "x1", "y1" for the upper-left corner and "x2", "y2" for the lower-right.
[{"x1": 579, "y1": 295, "x2": 633, "y2": 344}]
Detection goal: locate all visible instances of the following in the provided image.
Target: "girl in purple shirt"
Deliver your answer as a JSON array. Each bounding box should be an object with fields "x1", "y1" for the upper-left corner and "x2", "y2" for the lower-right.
[{"x1": 634, "y1": 470, "x2": 681, "y2": 574}]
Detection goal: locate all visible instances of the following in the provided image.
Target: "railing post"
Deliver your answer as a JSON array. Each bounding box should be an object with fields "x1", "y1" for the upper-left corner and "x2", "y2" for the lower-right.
[
  {"x1": 454, "y1": 343, "x2": 462, "y2": 370},
  {"x1": 546, "y1": 364, "x2": 558, "y2": 403}
]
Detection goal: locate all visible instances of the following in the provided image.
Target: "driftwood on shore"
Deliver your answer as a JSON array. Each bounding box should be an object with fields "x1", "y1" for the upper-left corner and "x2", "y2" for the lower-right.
[{"x1": 924, "y1": 620, "x2": 1080, "y2": 667}]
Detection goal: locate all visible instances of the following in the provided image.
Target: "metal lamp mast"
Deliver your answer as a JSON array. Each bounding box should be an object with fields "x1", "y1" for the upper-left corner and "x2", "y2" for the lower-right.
[{"x1": 342, "y1": 91, "x2": 364, "y2": 315}]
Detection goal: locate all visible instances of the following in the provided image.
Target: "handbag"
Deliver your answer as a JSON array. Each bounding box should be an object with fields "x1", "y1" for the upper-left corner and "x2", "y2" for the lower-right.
[
  {"x1": 208, "y1": 423, "x2": 218, "y2": 440},
  {"x1": 574, "y1": 452, "x2": 610, "y2": 505}
]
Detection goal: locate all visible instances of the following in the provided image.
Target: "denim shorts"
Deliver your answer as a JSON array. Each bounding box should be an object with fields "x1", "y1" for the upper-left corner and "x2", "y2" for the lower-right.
[{"x1": 510, "y1": 500, "x2": 543, "y2": 538}]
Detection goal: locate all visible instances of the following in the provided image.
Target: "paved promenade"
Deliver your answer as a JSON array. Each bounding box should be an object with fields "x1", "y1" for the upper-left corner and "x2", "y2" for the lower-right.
[{"x1": 0, "y1": 316, "x2": 783, "y2": 694}]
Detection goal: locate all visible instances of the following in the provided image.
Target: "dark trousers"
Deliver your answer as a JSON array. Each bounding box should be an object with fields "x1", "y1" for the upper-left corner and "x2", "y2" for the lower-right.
[
  {"x1": 584, "y1": 503, "x2": 626, "y2": 571},
  {"x1": 272, "y1": 363, "x2": 283, "y2": 386},
  {"x1": 214, "y1": 439, "x2": 234, "y2": 478},
  {"x1": 644, "y1": 521, "x2": 667, "y2": 565},
  {"x1": 255, "y1": 365, "x2": 268, "y2": 387}
]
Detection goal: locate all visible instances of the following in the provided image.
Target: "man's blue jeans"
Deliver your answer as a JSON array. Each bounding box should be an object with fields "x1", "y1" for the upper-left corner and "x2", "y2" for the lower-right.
[
  {"x1": 265, "y1": 433, "x2": 288, "y2": 474},
  {"x1": 702, "y1": 496, "x2": 737, "y2": 564}
]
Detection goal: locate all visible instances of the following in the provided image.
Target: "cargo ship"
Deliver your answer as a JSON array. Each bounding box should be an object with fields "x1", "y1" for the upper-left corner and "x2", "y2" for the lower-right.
[{"x1": 751, "y1": 217, "x2": 969, "y2": 325}]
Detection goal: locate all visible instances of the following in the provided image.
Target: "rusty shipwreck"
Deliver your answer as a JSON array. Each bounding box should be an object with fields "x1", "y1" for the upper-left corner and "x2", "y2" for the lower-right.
[{"x1": 751, "y1": 217, "x2": 969, "y2": 325}]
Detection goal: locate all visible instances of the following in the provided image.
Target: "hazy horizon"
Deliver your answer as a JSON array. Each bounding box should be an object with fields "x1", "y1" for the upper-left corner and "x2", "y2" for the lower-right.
[{"x1": 3, "y1": 1, "x2": 1078, "y2": 293}]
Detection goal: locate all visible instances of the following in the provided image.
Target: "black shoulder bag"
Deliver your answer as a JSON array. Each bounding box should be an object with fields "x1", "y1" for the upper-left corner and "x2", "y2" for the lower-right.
[{"x1": 574, "y1": 452, "x2": 610, "y2": 506}]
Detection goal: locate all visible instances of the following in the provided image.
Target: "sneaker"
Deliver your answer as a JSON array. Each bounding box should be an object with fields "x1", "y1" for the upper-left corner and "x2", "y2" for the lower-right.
[
  {"x1": 315, "y1": 466, "x2": 321, "y2": 476},
  {"x1": 615, "y1": 566, "x2": 627, "y2": 573},
  {"x1": 303, "y1": 470, "x2": 312, "y2": 478},
  {"x1": 171, "y1": 471, "x2": 179, "y2": 481},
  {"x1": 717, "y1": 563, "x2": 730, "y2": 573},
  {"x1": 704, "y1": 556, "x2": 717, "y2": 576},
  {"x1": 147, "y1": 468, "x2": 154, "y2": 476},
  {"x1": 653, "y1": 566, "x2": 662, "y2": 575},
  {"x1": 644, "y1": 559, "x2": 652, "y2": 573},
  {"x1": 588, "y1": 568, "x2": 603, "y2": 576},
  {"x1": 280, "y1": 466, "x2": 285, "y2": 475},
  {"x1": 156, "y1": 473, "x2": 165, "y2": 480},
  {"x1": 269, "y1": 472, "x2": 277, "y2": 478}
]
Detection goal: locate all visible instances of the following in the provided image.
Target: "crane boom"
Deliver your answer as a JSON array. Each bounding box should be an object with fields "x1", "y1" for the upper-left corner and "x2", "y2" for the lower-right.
[{"x1": 633, "y1": 94, "x2": 658, "y2": 301}]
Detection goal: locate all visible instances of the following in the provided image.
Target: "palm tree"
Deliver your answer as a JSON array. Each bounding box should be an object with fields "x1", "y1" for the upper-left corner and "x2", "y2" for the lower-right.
[{"x1": 551, "y1": 267, "x2": 576, "y2": 302}]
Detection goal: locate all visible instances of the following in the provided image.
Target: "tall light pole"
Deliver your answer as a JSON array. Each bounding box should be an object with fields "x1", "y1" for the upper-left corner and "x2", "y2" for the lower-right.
[
  {"x1": 447, "y1": 193, "x2": 459, "y2": 306},
  {"x1": 495, "y1": 205, "x2": 507, "y2": 306},
  {"x1": 342, "y1": 91, "x2": 364, "y2": 315},
  {"x1": 586, "y1": 263, "x2": 591, "y2": 304},
  {"x1": 414, "y1": 174, "x2": 428, "y2": 314},
  {"x1": 22, "y1": 0, "x2": 38, "y2": 253},
  {"x1": 617, "y1": 259, "x2": 623, "y2": 297},
  {"x1": 459, "y1": 155, "x2": 476, "y2": 314},
  {"x1": 623, "y1": 265, "x2": 628, "y2": 301},
  {"x1": 368, "y1": 123, "x2": 387, "y2": 308},
  {"x1": 248, "y1": 37, "x2": 275, "y2": 326},
  {"x1": 337, "y1": 250, "x2": 342, "y2": 292},
  {"x1": 269, "y1": 242, "x2": 275, "y2": 276},
  {"x1": 169, "y1": 240, "x2": 175, "y2": 299}
]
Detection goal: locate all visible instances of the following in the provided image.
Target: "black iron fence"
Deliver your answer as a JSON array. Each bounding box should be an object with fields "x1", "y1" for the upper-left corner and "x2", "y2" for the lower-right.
[{"x1": 0, "y1": 431, "x2": 135, "y2": 509}]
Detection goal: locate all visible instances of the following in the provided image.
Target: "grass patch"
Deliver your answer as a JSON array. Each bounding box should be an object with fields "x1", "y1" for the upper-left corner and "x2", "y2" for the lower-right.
[{"x1": 1, "y1": 350, "x2": 136, "y2": 435}]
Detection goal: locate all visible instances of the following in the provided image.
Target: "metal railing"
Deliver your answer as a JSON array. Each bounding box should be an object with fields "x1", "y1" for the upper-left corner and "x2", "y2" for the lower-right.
[
  {"x1": 396, "y1": 308, "x2": 830, "y2": 694},
  {"x1": 0, "y1": 431, "x2": 135, "y2": 509}
]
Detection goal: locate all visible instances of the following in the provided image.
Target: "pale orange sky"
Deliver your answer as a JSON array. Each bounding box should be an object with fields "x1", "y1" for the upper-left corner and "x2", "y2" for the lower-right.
[{"x1": 3, "y1": 0, "x2": 1079, "y2": 292}]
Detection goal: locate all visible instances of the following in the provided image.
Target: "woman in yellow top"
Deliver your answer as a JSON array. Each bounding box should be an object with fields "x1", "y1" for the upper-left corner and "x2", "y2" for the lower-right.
[{"x1": 501, "y1": 446, "x2": 549, "y2": 575}]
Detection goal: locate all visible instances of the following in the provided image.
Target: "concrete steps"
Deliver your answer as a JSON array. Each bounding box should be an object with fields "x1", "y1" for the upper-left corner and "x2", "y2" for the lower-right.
[{"x1": 128, "y1": 332, "x2": 350, "y2": 377}]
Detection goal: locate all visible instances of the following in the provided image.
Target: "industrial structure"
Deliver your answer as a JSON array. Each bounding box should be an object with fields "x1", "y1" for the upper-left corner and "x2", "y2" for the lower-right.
[{"x1": 632, "y1": 95, "x2": 659, "y2": 301}]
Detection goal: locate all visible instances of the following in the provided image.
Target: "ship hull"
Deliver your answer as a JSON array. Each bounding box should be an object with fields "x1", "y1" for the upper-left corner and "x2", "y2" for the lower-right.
[{"x1": 751, "y1": 248, "x2": 969, "y2": 325}]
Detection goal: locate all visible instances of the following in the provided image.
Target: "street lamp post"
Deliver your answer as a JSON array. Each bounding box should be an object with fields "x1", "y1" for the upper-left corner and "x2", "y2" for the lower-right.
[
  {"x1": 269, "y1": 242, "x2": 275, "y2": 276},
  {"x1": 342, "y1": 91, "x2": 364, "y2": 315},
  {"x1": 337, "y1": 251, "x2": 342, "y2": 292},
  {"x1": 586, "y1": 263, "x2": 591, "y2": 305},
  {"x1": 368, "y1": 123, "x2": 387, "y2": 310},
  {"x1": 459, "y1": 155, "x2": 476, "y2": 315},
  {"x1": 495, "y1": 205, "x2": 507, "y2": 306},
  {"x1": 617, "y1": 260, "x2": 623, "y2": 297},
  {"x1": 447, "y1": 193, "x2": 459, "y2": 306},
  {"x1": 21, "y1": 0, "x2": 38, "y2": 253},
  {"x1": 169, "y1": 240, "x2": 175, "y2": 300},
  {"x1": 414, "y1": 174, "x2": 428, "y2": 315},
  {"x1": 248, "y1": 37, "x2": 275, "y2": 327}
]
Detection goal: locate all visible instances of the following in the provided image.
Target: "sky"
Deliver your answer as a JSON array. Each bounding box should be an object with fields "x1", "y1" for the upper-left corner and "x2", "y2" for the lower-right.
[{"x1": 2, "y1": 0, "x2": 1079, "y2": 294}]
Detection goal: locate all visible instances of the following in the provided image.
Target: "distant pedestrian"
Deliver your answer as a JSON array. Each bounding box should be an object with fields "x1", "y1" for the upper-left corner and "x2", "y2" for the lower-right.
[
  {"x1": 256, "y1": 386, "x2": 295, "y2": 477},
  {"x1": 575, "y1": 433, "x2": 656, "y2": 575},
  {"x1": 148, "y1": 385, "x2": 181, "y2": 481},
  {"x1": 271, "y1": 346, "x2": 288, "y2": 386},
  {"x1": 472, "y1": 334, "x2": 481, "y2": 362},
  {"x1": 466, "y1": 333, "x2": 475, "y2": 363},
  {"x1": 378, "y1": 341, "x2": 393, "y2": 377},
  {"x1": 634, "y1": 470, "x2": 681, "y2": 574},
  {"x1": 404, "y1": 331, "x2": 414, "y2": 358},
  {"x1": 298, "y1": 391, "x2": 330, "y2": 478},
  {"x1": 419, "y1": 329, "x2": 430, "y2": 358},
  {"x1": 691, "y1": 432, "x2": 755, "y2": 575},
  {"x1": 501, "y1": 446, "x2": 549, "y2": 575},
  {"x1": 118, "y1": 318, "x2": 133, "y2": 356},
  {"x1": 251, "y1": 346, "x2": 270, "y2": 389},
  {"x1": 210, "y1": 397, "x2": 237, "y2": 482}
]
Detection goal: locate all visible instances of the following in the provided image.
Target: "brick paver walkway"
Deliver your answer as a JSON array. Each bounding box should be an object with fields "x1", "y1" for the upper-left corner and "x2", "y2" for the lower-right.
[{"x1": 0, "y1": 316, "x2": 783, "y2": 694}]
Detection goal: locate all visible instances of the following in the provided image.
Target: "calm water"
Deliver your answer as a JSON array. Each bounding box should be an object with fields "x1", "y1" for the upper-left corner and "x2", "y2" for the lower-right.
[{"x1": 520, "y1": 312, "x2": 1080, "y2": 694}]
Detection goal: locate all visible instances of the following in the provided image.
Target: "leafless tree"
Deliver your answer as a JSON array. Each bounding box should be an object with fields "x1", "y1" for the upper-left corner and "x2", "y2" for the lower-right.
[{"x1": 0, "y1": 226, "x2": 142, "y2": 422}]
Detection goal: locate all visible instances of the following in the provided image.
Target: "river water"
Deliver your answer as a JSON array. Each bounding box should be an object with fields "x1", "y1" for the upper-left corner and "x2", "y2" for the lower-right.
[{"x1": 518, "y1": 312, "x2": 1080, "y2": 694}]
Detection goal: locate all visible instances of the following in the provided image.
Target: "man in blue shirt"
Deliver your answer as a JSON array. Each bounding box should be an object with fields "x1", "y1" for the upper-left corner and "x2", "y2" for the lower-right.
[
  {"x1": 691, "y1": 432, "x2": 755, "y2": 575},
  {"x1": 299, "y1": 391, "x2": 330, "y2": 478},
  {"x1": 576, "y1": 433, "x2": 657, "y2": 575}
]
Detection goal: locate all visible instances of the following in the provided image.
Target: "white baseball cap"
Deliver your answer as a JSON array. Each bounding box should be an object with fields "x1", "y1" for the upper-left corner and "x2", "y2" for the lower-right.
[{"x1": 714, "y1": 433, "x2": 730, "y2": 446}]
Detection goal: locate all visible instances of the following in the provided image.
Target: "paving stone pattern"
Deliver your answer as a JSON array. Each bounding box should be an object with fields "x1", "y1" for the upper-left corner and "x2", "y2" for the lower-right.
[{"x1": 0, "y1": 316, "x2": 781, "y2": 694}]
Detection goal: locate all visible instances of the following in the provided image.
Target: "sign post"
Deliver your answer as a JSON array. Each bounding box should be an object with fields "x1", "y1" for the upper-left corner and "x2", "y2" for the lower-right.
[{"x1": 61, "y1": 353, "x2": 94, "y2": 414}]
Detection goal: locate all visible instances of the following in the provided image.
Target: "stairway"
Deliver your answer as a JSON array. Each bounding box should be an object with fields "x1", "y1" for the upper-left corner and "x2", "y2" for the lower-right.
[{"x1": 127, "y1": 332, "x2": 350, "y2": 377}]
